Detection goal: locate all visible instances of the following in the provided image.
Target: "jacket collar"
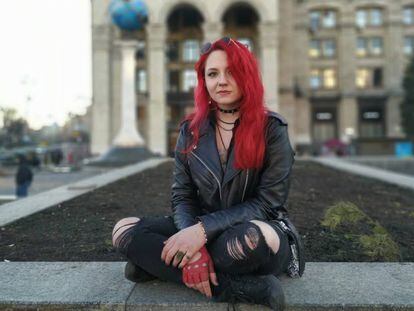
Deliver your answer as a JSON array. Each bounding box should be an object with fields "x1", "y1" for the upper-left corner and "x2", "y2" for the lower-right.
[{"x1": 192, "y1": 110, "x2": 242, "y2": 186}]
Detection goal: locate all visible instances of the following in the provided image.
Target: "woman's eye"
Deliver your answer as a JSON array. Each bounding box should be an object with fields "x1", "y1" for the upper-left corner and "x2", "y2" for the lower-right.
[{"x1": 207, "y1": 72, "x2": 217, "y2": 77}]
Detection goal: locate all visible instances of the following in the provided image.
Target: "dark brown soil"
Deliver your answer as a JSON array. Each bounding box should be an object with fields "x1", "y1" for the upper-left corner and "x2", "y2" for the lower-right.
[{"x1": 1, "y1": 160, "x2": 413, "y2": 262}]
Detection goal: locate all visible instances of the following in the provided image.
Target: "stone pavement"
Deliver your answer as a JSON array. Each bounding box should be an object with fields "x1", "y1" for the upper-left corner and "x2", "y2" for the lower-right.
[
  {"x1": 0, "y1": 165, "x2": 112, "y2": 197},
  {"x1": 0, "y1": 262, "x2": 413, "y2": 310},
  {"x1": 312, "y1": 157, "x2": 414, "y2": 191}
]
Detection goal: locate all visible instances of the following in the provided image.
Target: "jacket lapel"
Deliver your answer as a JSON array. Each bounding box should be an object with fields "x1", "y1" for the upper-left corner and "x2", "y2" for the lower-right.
[
  {"x1": 222, "y1": 141, "x2": 242, "y2": 186},
  {"x1": 191, "y1": 119, "x2": 223, "y2": 182}
]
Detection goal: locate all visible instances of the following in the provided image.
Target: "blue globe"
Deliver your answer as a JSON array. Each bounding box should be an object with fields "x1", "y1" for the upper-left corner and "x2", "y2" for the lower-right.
[{"x1": 109, "y1": 0, "x2": 148, "y2": 31}]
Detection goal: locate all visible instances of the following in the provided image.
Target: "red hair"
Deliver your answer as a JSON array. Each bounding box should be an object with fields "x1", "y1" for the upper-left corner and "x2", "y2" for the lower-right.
[{"x1": 182, "y1": 38, "x2": 267, "y2": 169}]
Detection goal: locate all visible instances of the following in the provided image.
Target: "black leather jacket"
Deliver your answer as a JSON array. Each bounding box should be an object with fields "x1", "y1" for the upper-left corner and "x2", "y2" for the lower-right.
[{"x1": 171, "y1": 110, "x2": 305, "y2": 277}]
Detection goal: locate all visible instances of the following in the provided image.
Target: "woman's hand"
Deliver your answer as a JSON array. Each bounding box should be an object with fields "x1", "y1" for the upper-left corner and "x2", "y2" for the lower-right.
[
  {"x1": 182, "y1": 246, "x2": 218, "y2": 298},
  {"x1": 161, "y1": 223, "x2": 206, "y2": 268}
]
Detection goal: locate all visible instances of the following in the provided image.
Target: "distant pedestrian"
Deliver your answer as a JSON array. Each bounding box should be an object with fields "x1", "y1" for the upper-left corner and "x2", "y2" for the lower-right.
[
  {"x1": 51, "y1": 149, "x2": 63, "y2": 166},
  {"x1": 15, "y1": 155, "x2": 33, "y2": 198}
]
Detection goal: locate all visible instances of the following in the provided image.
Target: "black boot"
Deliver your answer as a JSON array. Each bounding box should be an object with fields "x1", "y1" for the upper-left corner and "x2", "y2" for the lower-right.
[
  {"x1": 213, "y1": 274, "x2": 285, "y2": 311},
  {"x1": 124, "y1": 261, "x2": 156, "y2": 283}
]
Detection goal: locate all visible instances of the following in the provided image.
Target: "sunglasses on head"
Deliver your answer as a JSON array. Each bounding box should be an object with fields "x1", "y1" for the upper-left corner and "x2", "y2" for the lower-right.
[{"x1": 200, "y1": 36, "x2": 240, "y2": 55}]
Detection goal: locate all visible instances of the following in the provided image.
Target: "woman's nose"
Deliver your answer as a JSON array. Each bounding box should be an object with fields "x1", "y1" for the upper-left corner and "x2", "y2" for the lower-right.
[{"x1": 218, "y1": 73, "x2": 228, "y2": 85}]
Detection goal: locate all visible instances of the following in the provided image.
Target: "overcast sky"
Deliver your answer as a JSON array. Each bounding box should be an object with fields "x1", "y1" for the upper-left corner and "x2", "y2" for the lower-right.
[{"x1": 0, "y1": 0, "x2": 92, "y2": 129}]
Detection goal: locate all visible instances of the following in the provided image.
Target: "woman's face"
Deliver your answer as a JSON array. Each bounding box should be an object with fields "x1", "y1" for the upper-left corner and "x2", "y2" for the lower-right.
[{"x1": 204, "y1": 50, "x2": 242, "y2": 108}]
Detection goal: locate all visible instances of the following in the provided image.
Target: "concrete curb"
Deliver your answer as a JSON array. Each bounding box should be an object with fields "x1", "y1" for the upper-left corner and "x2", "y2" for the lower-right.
[
  {"x1": 311, "y1": 157, "x2": 414, "y2": 191},
  {"x1": 0, "y1": 158, "x2": 172, "y2": 227},
  {"x1": 0, "y1": 262, "x2": 413, "y2": 310}
]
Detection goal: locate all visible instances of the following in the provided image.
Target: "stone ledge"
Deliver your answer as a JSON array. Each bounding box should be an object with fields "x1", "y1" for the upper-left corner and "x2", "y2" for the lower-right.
[{"x1": 0, "y1": 262, "x2": 413, "y2": 310}]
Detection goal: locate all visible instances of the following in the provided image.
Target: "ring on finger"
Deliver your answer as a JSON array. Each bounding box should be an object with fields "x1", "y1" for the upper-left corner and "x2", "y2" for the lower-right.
[{"x1": 175, "y1": 250, "x2": 185, "y2": 262}]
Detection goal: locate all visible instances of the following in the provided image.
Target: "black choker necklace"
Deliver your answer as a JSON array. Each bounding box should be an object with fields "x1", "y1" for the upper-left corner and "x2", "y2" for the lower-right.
[{"x1": 218, "y1": 107, "x2": 240, "y2": 114}]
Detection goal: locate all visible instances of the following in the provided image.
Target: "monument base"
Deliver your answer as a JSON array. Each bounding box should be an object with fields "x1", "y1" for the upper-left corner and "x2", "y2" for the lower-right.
[{"x1": 85, "y1": 145, "x2": 157, "y2": 167}]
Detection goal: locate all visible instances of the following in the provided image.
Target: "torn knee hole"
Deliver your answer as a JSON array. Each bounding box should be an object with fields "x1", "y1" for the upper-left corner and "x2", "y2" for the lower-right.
[
  {"x1": 226, "y1": 237, "x2": 246, "y2": 260},
  {"x1": 244, "y1": 227, "x2": 260, "y2": 250}
]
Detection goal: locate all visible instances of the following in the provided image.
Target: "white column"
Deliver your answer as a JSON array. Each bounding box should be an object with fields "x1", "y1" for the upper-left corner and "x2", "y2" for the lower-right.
[
  {"x1": 91, "y1": 25, "x2": 113, "y2": 155},
  {"x1": 259, "y1": 21, "x2": 279, "y2": 112},
  {"x1": 113, "y1": 40, "x2": 145, "y2": 147},
  {"x1": 146, "y1": 23, "x2": 167, "y2": 155}
]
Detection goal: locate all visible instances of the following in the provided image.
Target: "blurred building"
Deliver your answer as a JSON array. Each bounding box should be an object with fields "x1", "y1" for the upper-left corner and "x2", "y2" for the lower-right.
[{"x1": 91, "y1": 0, "x2": 412, "y2": 156}]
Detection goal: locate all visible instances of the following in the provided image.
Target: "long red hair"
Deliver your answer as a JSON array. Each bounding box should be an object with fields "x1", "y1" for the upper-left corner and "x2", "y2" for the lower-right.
[{"x1": 182, "y1": 38, "x2": 267, "y2": 169}]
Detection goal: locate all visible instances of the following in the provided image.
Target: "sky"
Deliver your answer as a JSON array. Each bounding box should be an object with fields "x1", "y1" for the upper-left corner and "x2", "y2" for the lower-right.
[{"x1": 0, "y1": 0, "x2": 92, "y2": 130}]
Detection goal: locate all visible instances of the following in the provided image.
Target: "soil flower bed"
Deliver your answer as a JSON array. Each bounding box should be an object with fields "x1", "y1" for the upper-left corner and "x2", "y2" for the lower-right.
[{"x1": 0, "y1": 160, "x2": 413, "y2": 262}]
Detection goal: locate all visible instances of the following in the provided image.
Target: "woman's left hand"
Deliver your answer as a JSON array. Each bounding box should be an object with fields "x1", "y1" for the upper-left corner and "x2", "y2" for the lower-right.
[{"x1": 161, "y1": 223, "x2": 206, "y2": 268}]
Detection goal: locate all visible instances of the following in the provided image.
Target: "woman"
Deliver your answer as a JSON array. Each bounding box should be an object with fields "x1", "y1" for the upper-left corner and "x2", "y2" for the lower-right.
[{"x1": 112, "y1": 37, "x2": 304, "y2": 310}]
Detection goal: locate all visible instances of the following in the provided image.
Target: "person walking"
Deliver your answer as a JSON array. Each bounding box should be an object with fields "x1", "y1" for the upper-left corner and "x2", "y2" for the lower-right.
[{"x1": 15, "y1": 154, "x2": 33, "y2": 198}]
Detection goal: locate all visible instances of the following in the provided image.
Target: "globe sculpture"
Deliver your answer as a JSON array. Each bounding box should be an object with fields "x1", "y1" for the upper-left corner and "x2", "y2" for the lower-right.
[{"x1": 109, "y1": 0, "x2": 148, "y2": 31}]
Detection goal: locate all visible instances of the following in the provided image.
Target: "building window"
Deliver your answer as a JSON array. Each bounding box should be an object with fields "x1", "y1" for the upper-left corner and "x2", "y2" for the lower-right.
[
  {"x1": 404, "y1": 36, "x2": 414, "y2": 55},
  {"x1": 183, "y1": 40, "x2": 200, "y2": 62},
  {"x1": 356, "y1": 68, "x2": 383, "y2": 88},
  {"x1": 135, "y1": 41, "x2": 145, "y2": 60},
  {"x1": 310, "y1": 70, "x2": 322, "y2": 89},
  {"x1": 359, "y1": 108, "x2": 384, "y2": 138},
  {"x1": 309, "y1": 39, "x2": 336, "y2": 58},
  {"x1": 136, "y1": 69, "x2": 147, "y2": 93},
  {"x1": 167, "y1": 41, "x2": 179, "y2": 62},
  {"x1": 356, "y1": 37, "x2": 383, "y2": 57},
  {"x1": 182, "y1": 70, "x2": 197, "y2": 92},
  {"x1": 309, "y1": 9, "x2": 337, "y2": 31},
  {"x1": 168, "y1": 70, "x2": 180, "y2": 93},
  {"x1": 403, "y1": 7, "x2": 414, "y2": 25},
  {"x1": 310, "y1": 68, "x2": 337, "y2": 89},
  {"x1": 356, "y1": 8, "x2": 383, "y2": 28},
  {"x1": 370, "y1": 37, "x2": 383, "y2": 55},
  {"x1": 371, "y1": 8, "x2": 383, "y2": 26},
  {"x1": 356, "y1": 37, "x2": 368, "y2": 57},
  {"x1": 309, "y1": 40, "x2": 320, "y2": 58},
  {"x1": 322, "y1": 39, "x2": 336, "y2": 57},
  {"x1": 312, "y1": 108, "x2": 337, "y2": 143}
]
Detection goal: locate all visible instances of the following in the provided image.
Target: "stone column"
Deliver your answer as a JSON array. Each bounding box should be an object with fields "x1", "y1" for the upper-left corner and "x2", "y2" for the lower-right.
[
  {"x1": 293, "y1": 10, "x2": 312, "y2": 145},
  {"x1": 146, "y1": 23, "x2": 167, "y2": 155},
  {"x1": 259, "y1": 21, "x2": 279, "y2": 112},
  {"x1": 202, "y1": 22, "x2": 223, "y2": 43},
  {"x1": 338, "y1": 9, "x2": 358, "y2": 141},
  {"x1": 112, "y1": 40, "x2": 145, "y2": 147},
  {"x1": 91, "y1": 25, "x2": 113, "y2": 155},
  {"x1": 386, "y1": 4, "x2": 404, "y2": 138}
]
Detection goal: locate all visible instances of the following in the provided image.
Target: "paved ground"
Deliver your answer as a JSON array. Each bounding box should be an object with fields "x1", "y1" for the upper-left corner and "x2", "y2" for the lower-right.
[
  {"x1": 313, "y1": 156, "x2": 414, "y2": 191},
  {"x1": 0, "y1": 165, "x2": 112, "y2": 198}
]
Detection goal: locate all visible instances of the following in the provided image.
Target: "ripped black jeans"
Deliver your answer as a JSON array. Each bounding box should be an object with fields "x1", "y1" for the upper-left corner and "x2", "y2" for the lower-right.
[{"x1": 118, "y1": 216, "x2": 292, "y2": 285}]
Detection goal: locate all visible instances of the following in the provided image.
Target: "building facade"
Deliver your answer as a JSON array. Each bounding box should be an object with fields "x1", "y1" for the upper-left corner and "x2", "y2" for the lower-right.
[{"x1": 91, "y1": 0, "x2": 412, "y2": 156}]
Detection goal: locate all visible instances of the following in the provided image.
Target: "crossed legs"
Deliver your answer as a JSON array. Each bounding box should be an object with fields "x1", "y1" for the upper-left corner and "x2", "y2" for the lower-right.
[{"x1": 112, "y1": 216, "x2": 284, "y2": 279}]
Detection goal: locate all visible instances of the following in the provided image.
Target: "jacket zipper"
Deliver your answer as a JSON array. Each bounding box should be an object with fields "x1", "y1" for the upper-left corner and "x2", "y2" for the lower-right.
[
  {"x1": 241, "y1": 169, "x2": 249, "y2": 202},
  {"x1": 191, "y1": 151, "x2": 222, "y2": 201}
]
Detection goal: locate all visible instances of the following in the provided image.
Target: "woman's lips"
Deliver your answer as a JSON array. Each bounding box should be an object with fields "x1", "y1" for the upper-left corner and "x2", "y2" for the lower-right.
[{"x1": 217, "y1": 91, "x2": 231, "y2": 95}]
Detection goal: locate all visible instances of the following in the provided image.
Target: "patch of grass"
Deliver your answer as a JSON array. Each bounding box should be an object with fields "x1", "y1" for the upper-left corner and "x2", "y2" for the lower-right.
[
  {"x1": 409, "y1": 211, "x2": 414, "y2": 219},
  {"x1": 321, "y1": 201, "x2": 401, "y2": 261},
  {"x1": 360, "y1": 233, "x2": 400, "y2": 261},
  {"x1": 321, "y1": 201, "x2": 367, "y2": 230}
]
